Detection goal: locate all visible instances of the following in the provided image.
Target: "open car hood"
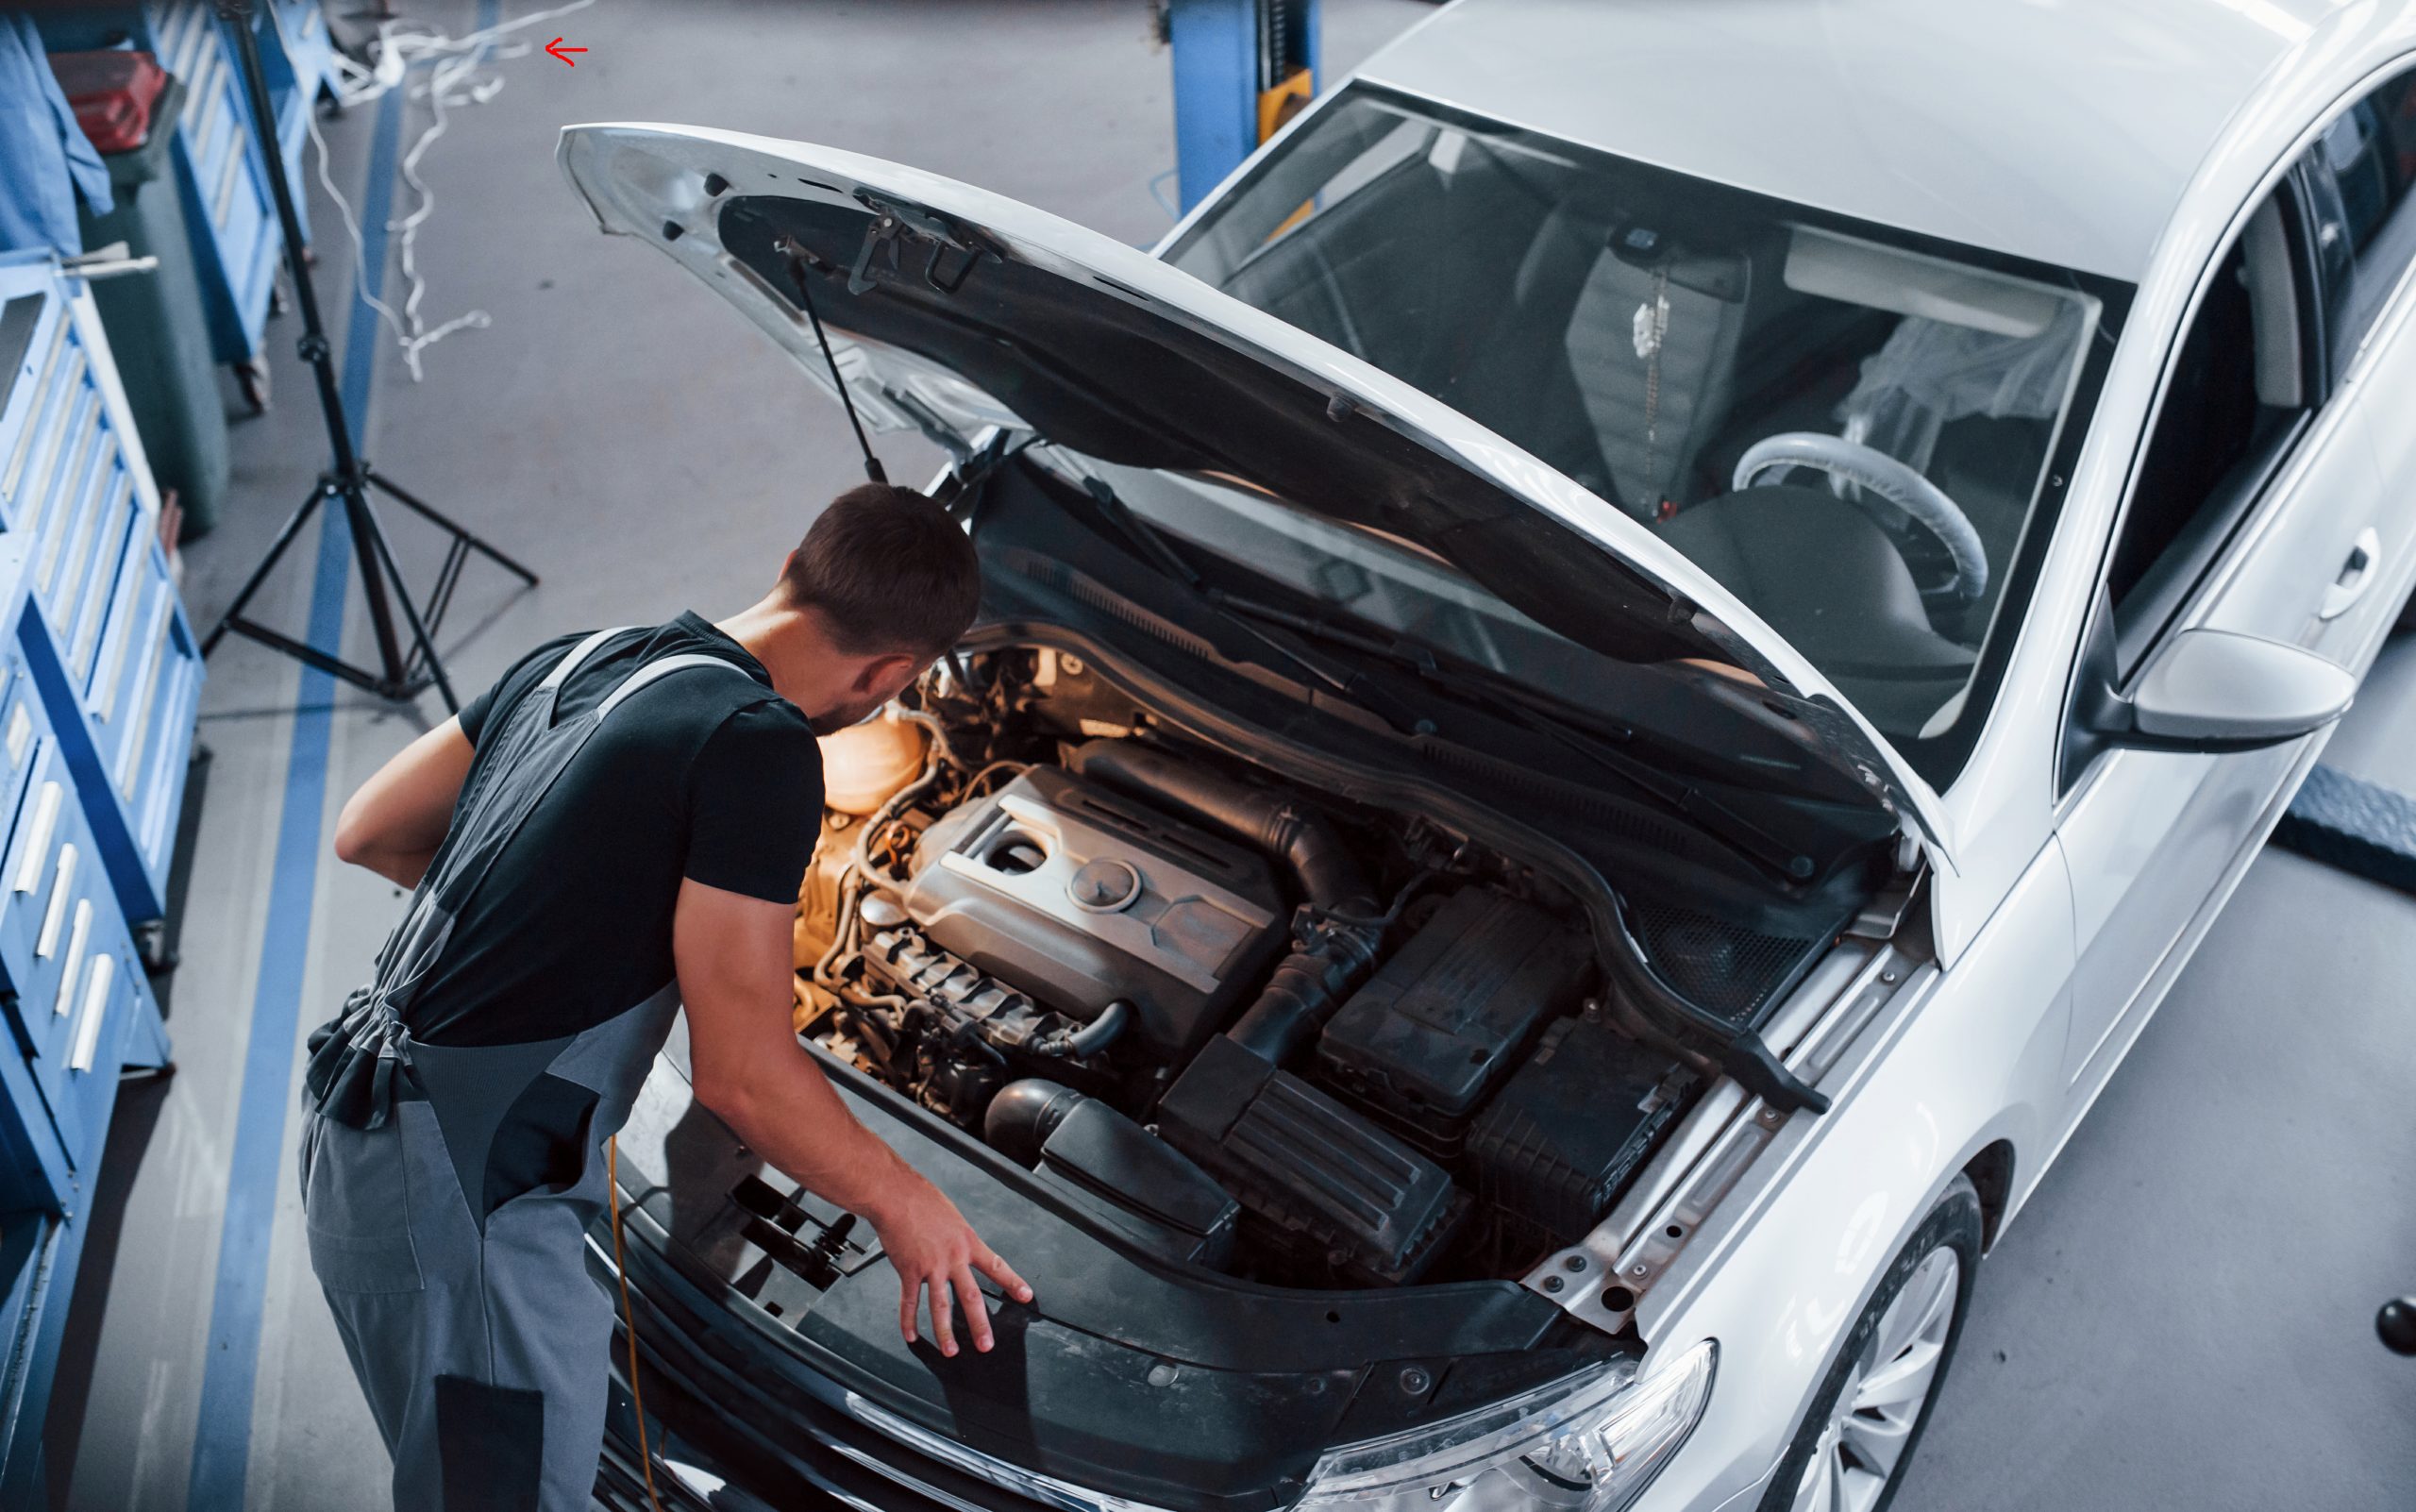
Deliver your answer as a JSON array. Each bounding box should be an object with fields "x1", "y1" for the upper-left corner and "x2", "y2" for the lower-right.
[{"x1": 556, "y1": 123, "x2": 1955, "y2": 866}]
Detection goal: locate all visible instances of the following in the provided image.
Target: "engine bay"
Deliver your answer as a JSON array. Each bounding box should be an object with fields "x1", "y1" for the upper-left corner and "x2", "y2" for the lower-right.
[{"x1": 793, "y1": 647, "x2": 1767, "y2": 1289}]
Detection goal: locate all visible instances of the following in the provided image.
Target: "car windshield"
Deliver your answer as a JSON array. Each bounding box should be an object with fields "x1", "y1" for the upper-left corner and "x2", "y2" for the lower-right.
[{"x1": 1163, "y1": 87, "x2": 2122, "y2": 786}]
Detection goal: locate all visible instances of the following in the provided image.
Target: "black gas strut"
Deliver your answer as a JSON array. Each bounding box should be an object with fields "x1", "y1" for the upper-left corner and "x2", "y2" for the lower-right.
[{"x1": 778, "y1": 239, "x2": 888, "y2": 485}]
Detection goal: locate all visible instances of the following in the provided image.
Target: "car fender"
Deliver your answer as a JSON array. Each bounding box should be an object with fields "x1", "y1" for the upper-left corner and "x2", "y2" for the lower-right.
[{"x1": 1625, "y1": 835, "x2": 2076, "y2": 1509}]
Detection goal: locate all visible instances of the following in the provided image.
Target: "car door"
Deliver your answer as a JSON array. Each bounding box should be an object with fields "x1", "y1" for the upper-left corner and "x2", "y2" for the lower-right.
[
  {"x1": 2301, "y1": 63, "x2": 2416, "y2": 659},
  {"x1": 2054, "y1": 155, "x2": 2383, "y2": 1101}
]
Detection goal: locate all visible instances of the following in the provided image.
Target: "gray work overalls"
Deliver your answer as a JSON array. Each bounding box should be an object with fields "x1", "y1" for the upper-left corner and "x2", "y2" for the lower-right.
[{"x1": 298, "y1": 629, "x2": 749, "y2": 1511}]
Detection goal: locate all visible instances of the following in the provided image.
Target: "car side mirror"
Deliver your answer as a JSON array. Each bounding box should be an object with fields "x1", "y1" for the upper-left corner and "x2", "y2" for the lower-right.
[{"x1": 2089, "y1": 629, "x2": 2355, "y2": 753}]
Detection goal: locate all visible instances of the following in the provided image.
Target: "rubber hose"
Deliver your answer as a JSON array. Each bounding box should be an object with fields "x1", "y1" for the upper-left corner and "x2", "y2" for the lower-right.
[
  {"x1": 1225, "y1": 923, "x2": 1382, "y2": 1065},
  {"x1": 983, "y1": 1079, "x2": 1089, "y2": 1166},
  {"x1": 1069, "y1": 740, "x2": 1382, "y2": 1066},
  {"x1": 1064, "y1": 999, "x2": 1130, "y2": 1058},
  {"x1": 1067, "y1": 740, "x2": 1378, "y2": 915}
]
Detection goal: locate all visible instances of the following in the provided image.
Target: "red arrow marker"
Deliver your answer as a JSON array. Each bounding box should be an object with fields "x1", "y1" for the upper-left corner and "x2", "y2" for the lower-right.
[{"x1": 545, "y1": 36, "x2": 587, "y2": 66}]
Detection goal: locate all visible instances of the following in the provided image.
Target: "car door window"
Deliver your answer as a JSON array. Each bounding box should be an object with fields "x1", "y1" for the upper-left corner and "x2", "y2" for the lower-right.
[
  {"x1": 2053, "y1": 158, "x2": 2374, "y2": 1084},
  {"x1": 2102, "y1": 190, "x2": 2315, "y2": 675},
  {"x1": 2302, "y1": 66, "x2": 2416, "y2": 376}
]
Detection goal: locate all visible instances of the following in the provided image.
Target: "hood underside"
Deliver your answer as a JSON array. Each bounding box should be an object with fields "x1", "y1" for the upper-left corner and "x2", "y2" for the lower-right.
[{"x1": 555, "y1": 123, "x2": 1954, "y2": 861}]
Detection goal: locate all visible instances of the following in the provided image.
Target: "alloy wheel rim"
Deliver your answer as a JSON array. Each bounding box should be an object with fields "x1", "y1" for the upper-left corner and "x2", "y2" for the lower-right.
[{"x1": 1789, "y1": 1247, "x2": 1961, "y2": 1512}]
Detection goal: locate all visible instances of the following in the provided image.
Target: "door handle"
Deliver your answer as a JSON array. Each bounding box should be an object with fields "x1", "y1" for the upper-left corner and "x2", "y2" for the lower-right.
[{"x1": 2320, "y1": 527, "x2": 2383, "y2": 621}]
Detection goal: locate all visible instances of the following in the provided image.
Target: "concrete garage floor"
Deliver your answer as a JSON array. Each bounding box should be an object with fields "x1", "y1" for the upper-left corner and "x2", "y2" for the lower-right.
[{"x1": 37, "y1": 2, "x2": 2416, "y2": 1509}]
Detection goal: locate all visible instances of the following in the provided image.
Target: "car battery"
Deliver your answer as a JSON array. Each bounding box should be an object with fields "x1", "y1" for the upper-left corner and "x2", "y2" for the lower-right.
[
  {"x1": 1316, "y1": 888, "x2": 1592, "y2": 1156},
  {"x1": 1468, "y1": 1016, "x2": 1688, "y2": 1250}
]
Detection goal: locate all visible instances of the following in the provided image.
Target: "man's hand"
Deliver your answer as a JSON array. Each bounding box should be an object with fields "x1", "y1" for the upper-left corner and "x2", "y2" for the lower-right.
[
  {"x1": 864, "y1": 1173, "x2": 1032, "y2": 1355},
  {"x1": 676, "y1": 878, "x2": 1038, "y2": 1354}
]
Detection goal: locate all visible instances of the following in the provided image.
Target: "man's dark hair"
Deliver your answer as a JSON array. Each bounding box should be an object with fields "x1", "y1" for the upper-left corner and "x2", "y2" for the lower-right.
[{"x1": 779, "y1": 482, "x2": 982, "y2": 658}]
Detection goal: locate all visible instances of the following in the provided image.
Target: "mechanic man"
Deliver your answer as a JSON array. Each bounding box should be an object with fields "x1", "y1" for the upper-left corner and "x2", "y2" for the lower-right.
[{"x1": 300, "y1": 482, "x2": 1031, "y2": 1510}]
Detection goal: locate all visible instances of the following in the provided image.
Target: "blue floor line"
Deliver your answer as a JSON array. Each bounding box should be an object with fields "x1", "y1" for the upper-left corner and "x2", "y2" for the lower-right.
[{"x1": 183, "y1": 74, "x2": 408, "y2": 1512}]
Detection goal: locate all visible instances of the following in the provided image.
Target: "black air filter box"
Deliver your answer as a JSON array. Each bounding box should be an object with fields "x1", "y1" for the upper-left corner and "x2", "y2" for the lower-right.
[
  {"x1": 1157, "y1": 1036, "x2": 1465, "y2": 1285},
  {"x1": 1035, "y1": 1098, "x2": 1239, "y2": 1269},
  {"x1": 1317, "y1": 890, "x2": 1593, "y2": 1134},
  {"x1": 1468, "y1": 1017, "x2": 1686, "y2": 1249}
]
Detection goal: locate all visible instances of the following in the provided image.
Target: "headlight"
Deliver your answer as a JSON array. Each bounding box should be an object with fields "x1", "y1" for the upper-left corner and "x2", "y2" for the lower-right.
[{"x1": 1296, "y1": 1341, "x2": 1716, "y2": 1512}]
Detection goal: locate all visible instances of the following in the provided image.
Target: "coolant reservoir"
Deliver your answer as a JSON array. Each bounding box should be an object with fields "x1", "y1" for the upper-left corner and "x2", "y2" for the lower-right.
[
  {"x1": 795, "y1": 811, "x2": 857, "y2": 967},
  {"x1": 818, "y1": 708, "x2": 927, "y2": 815}
]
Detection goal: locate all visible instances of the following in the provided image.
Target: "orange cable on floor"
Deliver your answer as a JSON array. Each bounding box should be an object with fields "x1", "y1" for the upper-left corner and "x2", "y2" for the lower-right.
[{"x1": 608, "y1": 1136, "x2": 667, "y2": 1512}]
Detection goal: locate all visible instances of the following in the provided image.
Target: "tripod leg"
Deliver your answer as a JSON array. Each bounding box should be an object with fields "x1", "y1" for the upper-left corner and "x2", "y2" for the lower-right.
[
  {"x1": 202, "y1": 479, "x2": 331, "y2": 657},
  {"x1": 353, "y1": 485, "x2": 459, "y2": 714},
  {"x1": 402, "y1": 539, "x2": 470, "y2": 684},
  {"x1": 365, "y1": 471, "x2": 541, "y2": 586},
  {"x1": 340, "y1": 486, "x2": 411, "y2": 687}
]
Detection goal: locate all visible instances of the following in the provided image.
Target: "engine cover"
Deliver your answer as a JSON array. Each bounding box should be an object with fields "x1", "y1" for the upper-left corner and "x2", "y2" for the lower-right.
[{"x1": 900, "y1": 765, "x2": 1285, "y2": 1057}]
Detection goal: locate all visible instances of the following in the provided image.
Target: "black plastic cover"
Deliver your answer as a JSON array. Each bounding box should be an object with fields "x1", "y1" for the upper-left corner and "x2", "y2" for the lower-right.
[
  {"x1": 1035, "y1": 1097, "x2": 1239, "y2": 1268},
  {"x1": 1468, "y1": 1017, "x2": 1685, "y2": 1248},
  {"x1": 613, "y1": 1020, "x2": 1577, "y2": 1512},
  {"x1": 1158, "y1": 1036, "x2": 1465, "y2": 1285},
  {"x1": 1317, "y1": 889, "x2": 1592, "y2": 1124}
]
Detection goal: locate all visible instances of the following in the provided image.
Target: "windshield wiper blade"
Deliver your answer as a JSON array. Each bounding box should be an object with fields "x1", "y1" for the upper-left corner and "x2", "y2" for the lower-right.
[
  {"x1": 1209, "y1": 592, "x2": 1630, "y2": 738},
  {"x1": 1076, "y1": 478, "x2": 1434, "y2": 736},
  {"x1": 1213, "y1": 593, "x2": 1813, "y2": 882},
  {"x1": 1510, "y1": 700, "x2": 1813, "y2": 881}
]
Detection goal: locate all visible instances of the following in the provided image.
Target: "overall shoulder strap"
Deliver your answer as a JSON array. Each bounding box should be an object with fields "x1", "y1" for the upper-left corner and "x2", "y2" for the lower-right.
[
  {"x1": 594, "y1": 652, "x2": 757, "y2": 722},
  {"x1": 540, "y1": 627, "x2": 639, "y2": 700}
]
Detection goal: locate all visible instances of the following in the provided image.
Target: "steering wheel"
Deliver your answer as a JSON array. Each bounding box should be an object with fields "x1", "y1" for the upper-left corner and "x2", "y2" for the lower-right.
[{"x1": 1732, "y1": 432, "x2": 1989, "y2": 607}]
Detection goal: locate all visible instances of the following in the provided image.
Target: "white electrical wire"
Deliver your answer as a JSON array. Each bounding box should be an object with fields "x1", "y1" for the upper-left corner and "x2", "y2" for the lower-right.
[{"x1": 304, "y1": 0, "x2": 598, "y2": 380}]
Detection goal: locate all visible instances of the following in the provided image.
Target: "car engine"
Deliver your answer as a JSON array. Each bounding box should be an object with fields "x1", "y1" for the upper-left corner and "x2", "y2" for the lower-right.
[
  {"x1": 895, "y1": 764, "x2": 1287, "y2": 1064},
  {"x1": 796, "y1": 648, "x2": 1703, "y2": 1286}
]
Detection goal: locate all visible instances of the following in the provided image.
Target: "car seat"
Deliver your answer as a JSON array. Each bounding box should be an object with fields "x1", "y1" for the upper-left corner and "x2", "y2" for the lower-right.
[{"x1": 1440, "y1": 207, "x2": 1753, "y2": 518}]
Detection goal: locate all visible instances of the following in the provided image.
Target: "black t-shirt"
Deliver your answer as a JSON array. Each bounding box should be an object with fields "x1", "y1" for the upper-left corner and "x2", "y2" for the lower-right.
[{"x1": 400, "y1": 613, "x2": 825, "y2": 1047}]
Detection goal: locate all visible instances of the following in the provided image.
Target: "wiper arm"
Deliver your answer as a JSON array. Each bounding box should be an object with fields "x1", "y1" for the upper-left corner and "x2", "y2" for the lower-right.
[
  {"x1": 1082, "y1": 476, "x2": 1205, "y2": 591},
  {"x1": 1077, "y1": 478, "x2": 1433, "y2": 737},
  {"x1": 1215, "y1": 593, "x2": 1812, "y2": 882}
]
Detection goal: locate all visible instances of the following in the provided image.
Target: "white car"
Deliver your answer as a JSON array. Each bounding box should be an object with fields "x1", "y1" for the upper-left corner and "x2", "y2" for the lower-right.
[{"x1": 566, "y1": 3, "x2": 2416, "y2": 1510}]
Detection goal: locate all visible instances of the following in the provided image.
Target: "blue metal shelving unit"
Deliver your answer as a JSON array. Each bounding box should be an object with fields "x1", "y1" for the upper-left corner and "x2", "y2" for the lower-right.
[
  {"x1": 270, "y1": 0, "x2": 343, "y2": 106},
  {"x1": 0, "y1": 529, "x2": 171, "y2": 1504},
  {"x1": 39, "y1": 2, "x2": 328, "y2": 369},
  {"x1": 146, "y1": 0, "x2": 294, "y2": 365},
  {"x1": 0, "y1": 247, "x2": 191, "y2": 1508},
  {"x1": 0, "y1": 253, "x2": 204, "y2": 927}
]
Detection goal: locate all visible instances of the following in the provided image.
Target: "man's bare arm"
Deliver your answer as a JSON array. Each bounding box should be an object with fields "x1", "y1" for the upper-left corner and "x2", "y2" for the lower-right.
[
  {"x1": 675, "y1": 877, "x2": 1032, "y2": 1354},
  {"x1": 333, "y1": 718, "x2": 476, "y2": 888}
]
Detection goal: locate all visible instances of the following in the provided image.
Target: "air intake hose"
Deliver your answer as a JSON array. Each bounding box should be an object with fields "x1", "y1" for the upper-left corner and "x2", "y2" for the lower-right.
[
  {"x1": 983, "y1": 1078, "x2": 1089, "y2": 1166},
  {"x1": 1222, "y1": 916, "x2": 1382, "y2": 1063},
  {"x1": 1067, "y1": 740, "x2": 1377, "y2": 914},
  {"x1": 1069, "y1": 739, "x2": 1381, "y2": 1065}
]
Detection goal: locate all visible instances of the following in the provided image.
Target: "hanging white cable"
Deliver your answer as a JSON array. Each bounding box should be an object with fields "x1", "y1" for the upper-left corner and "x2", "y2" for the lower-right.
[
  {"x1": 386, "y1": 43, "x2": 494, "y2": 378},
  {"x1": 304, "y1": 102, "x2": 411, "y2": 347},
  {"x1": 300, "y1": 0, "x2": 599, "y2": 380}
]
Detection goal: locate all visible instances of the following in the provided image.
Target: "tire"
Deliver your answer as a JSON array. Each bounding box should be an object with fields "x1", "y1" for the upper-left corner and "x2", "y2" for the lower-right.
[{"x1": 1756, "y1": 1174, "x2": 1984, "y2": 1512}]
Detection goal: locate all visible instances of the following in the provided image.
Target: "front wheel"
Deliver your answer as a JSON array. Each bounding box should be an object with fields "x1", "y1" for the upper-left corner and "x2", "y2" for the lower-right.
[{"x1": 1761, "y1": 1174, "x2": 1983, "y2": 1512}]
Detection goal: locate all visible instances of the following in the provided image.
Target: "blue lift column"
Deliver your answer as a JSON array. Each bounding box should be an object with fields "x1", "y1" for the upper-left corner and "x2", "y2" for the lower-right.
[{"x1": 1169, "y1": 0, "x2": 1318, "y2": 213}]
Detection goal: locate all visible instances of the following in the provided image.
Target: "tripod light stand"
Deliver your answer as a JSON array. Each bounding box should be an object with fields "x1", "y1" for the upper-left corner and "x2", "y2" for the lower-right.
[{"x1": 199, "y1": 0, "x2": 536, "y2": 713}]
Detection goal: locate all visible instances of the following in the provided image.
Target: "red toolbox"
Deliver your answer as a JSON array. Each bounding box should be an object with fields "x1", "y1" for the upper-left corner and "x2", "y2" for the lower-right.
[{"x1": 46, "y1": 49, "x2": 172, "y2": 154}]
